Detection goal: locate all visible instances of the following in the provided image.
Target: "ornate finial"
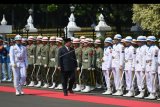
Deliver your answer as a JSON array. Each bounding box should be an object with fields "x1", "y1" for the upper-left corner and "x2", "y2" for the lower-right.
[
  {"x1": 69, "y1": 13, "x2": 75, "y2": 22},
  {"x1": 27, "y1": 15, "x2": 33, "y2": 24},
  {"x1": 99, "y1": 14, "x2": 104, "y2": 21},
  {"x1": 1, "y1": 14, "x2": 7, "y2": 25}
]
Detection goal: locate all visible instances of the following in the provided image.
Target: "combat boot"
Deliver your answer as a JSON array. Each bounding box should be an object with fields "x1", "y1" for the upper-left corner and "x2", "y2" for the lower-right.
[
  {"x1": 73, "y1": 84, "x2": 81, "y2": 92},
  {"x1": 123, "y1": 90, "x2": 134, "y2": 97},
  {"x1": 134, "y1": 90, "x2": 145, "y2": 98},
  {"x1": 48, "y1": 82, "x2": 56, "y2": 89},
  {"x1": 112, "y1": 89, "x2": 123, "y2": 96},
  {"x1": 81, "y1": 86, "x2": 91, "y2": 93},
  {"x1": 42, "y1": 83, "x2": 49, "y2": 88},
  {"x1": 102, "y1": 88, "x2": 112, "y2": 95},
  {"x1": 34, "y1": 81, "x2": 42, "y2": 88},
  {"x1": 28, "y1": 81, "x2": 34, "y2": 87},
  {"x1": 144, "y1": 93, "x2": 156, "y2": 100}
]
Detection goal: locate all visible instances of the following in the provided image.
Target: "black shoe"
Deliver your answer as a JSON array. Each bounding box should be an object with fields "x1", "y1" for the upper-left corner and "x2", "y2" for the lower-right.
[
  {"x1": 64, "y1": 92, "x2": 68, "y2": 96},
  {"x1": 68, "y1": 89, "x2": 74, "y2": 94}
]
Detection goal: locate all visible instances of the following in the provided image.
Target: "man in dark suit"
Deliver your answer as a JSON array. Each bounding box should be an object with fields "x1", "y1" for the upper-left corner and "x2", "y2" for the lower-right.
[{"x1": 58, "y1": 38, "x2": 77, "y2": 96}]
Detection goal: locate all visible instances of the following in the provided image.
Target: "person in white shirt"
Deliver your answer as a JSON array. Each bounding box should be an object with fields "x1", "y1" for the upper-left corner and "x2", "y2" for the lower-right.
[
  {"x1": 157, "y1": 39, "x2": 160, "y2": 101},
  {"x1": 111, "y1": 34, "x2": 125, "y2": 96},
  {"x1": 101, "y1": 37, "x2": 113, "y2": 95},
  {"x1": 134, "y1": 36, "x2": 148, "y2": 98},
  {"x1": 144, "y1": 36, "x2": 159, "y2": 100},
  {"x1": 10, "y1": 34, "x2": 28, "y2": 96},
  {"x1": 123, "y1": 36, "x2": 135, "y2": 97}
]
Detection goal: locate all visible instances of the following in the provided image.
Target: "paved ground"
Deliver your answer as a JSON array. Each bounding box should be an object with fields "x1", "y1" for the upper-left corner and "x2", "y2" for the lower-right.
[{"x1": 0, "y1": 82, "x2": 160, "y2": 107}]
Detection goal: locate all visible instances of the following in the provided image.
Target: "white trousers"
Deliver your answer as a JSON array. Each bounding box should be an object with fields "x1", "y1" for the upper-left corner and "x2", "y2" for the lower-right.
[
  {"x1": 145, "y1": 72, "x2": 156, "y2": 93},
  {"x1": 12, "y1": 66, "x2": 26, "y2": 90},
  {"x1": 102, "y1": 70, "x2": 111, "y2": 89},
  {"x1": 135, "y1": 71, "x2": 145, "y2": 91},
  {"x1": 125, "y1": 70, "x2": 133, "y2": 91},
  {"x1": 158, "y1": 74, "x2": 160, "y2": 87},
  {"x1": 112, "y1": 67, "x2": 123, "y2": 90}
]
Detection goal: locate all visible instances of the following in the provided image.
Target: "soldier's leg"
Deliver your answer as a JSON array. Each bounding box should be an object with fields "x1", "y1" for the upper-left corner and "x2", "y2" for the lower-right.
[
  {"x1": 0, "y1": 63, "x2": 2, "y2": 82},
  {"x1": 34, "y1": 65, "x2": 42, "y2": 87},
  {"x1": 145, "y1": 72, "x2": 151, "y2": 93},
  {"x1": 18, "y1": 66, "x2": 27, "y2": 94},
  {"x1": 135, "y1": 71, "x2": 145, "y2": 98},
  {"x1": 112, "y1": 68, "x2": 117, "y2": 90},
  {"x1": 112, "y1": 67, "x2": 123, "y2": 96},
  {"x1": 12, "y1": 66, "x2": 21, "y2": 95},
  {"x1": 6, "y1": 63, "x2": 12, "y2": 81},
  {"x1": 145, "y1": 72, "x2": 157, "y2": 99},
  {"x1": 49, "y1": 67, "x2": 57, "y2": 88},
  {"x1": 123, "y1": 70, "x2": 134, "y2": 97},
  {"x1": 102, "y1": 69, "x2": 112, "y2": 94},
  {"x1": 2, "y1": 63, "x2": 7, "y2": 81},
  {"x1": 54, "y1": 69, "x2": 63, "y2": 89},
  {"x1": 81, "y1": 69, "x2": 92, "y2": 92},
  {"x1": 26, "y1": 64, "x2": 32, "y2": 85},
  {"x1": 48, "y1": 67, "x2": 53, "y2": 86},
  {"x1": 42, "y1": 66, "x2": 49, "y2": 88},
  {"x1": 96, "y1": 68, "x2": 103, "y2": 87}
]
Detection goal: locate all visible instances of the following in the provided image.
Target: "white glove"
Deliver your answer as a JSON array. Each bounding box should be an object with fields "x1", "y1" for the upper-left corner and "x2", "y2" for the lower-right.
[
  {"x1": 77, "y1": 67, "x2": 80, "y2": 71},
  {"x1": 44, "y1": 64, "x2": 47, "y2": 68},
  {"x1": 88, "y1": 68, "x2": 91, "y2": 70},
  {"x1": 58, "y1": 67, "x2": 61, "y2": 71},
  {"x1": 12, "y1": 64, "x2": 17, "y2": 68},
  {"x1": 92, "y1": 68, "x2": 95, "y2": 71}
]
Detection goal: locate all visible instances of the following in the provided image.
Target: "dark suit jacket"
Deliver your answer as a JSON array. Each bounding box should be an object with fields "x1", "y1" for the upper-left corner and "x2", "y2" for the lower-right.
[{"x1": 58, "y1": 46, "x2": 77, "y2": 72}]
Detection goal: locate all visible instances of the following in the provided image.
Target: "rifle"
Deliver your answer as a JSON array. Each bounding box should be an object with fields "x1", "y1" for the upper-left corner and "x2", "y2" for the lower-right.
[
  {"x1": 79, "y1": 66, "x2": 83, "y2": 86},
  {"x1": 46, "y1": 67, "x2": 50, "y2": 85},
  {"x1": 51, "y1": 66, "x2": 57, "y2": 84}
]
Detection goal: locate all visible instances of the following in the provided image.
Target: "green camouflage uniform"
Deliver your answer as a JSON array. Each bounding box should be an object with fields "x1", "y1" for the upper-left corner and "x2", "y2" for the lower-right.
[
  {"x1": 93, "y1": 47, "x2": 103, "y2": 86},
  {"x1": 47, "y1": 44, "x2": 57, "y2": 85},
  {"x1": 54, "y1": 45, "x2": 62, "y2": 85},
  {"x1": 74, "y1": 46, "x2": 82, "y2": 84},
  {"x1": 35, "y1": 44, "x2": 43, "y2": 82},
  {"x1": 81, "y1": 46, "x2": 93, "y2": 86},
  {"x1": 41, "y1": 44, "x2": 49, "y2": 84},
  {"x1": 26, "y1": 44, "x2": 36, "y2": 84}
]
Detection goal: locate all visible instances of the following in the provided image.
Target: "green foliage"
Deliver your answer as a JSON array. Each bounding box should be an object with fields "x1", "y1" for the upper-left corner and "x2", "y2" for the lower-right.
[
  {"x1": 132, "y1": 4, "x2": 160, "y2": 35},
  {"x1": 47, "y1": 4, "x2": 58, "y2": 12}
]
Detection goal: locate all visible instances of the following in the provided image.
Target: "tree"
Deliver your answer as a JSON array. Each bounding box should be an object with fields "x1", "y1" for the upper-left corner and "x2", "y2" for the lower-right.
[{"x1": 132, "y1": 4, "x2": 160, "y2": 35}]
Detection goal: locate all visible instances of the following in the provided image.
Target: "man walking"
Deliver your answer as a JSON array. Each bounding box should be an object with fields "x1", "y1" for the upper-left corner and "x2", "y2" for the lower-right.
[
  {"x1": 58, "y1": 38, "x2": 77, "y2": 96},
  {"x1": 9, "y1": 34, "x2": 28, "y2": 96}
]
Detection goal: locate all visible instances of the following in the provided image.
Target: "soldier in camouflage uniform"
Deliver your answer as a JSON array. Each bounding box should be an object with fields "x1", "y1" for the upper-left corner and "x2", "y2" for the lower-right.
[
  {"x1": 34, "y1": 35, "x2": 43, "y2": 87},
  {"x1": 47, "y1": 36, "x2": 57, "y2": 89},
  {"x1": 40, "y1": 37, "x2": 50, "y2": 88},
  {"x1": 81, "y1": 38, "x2": 93, "y2": 93},
  {"x1": 72, "y1": 38, "x2": 82, "y2": 92},
  {"x1": 92, "y1": 39, "x2": 103, "y2": 89},
  {"x1": 26, "y1": 36, "x2": 36, "y2": 86},
  {"x1": 54, "y1": 37, "x2": 63, "y2": 90}
]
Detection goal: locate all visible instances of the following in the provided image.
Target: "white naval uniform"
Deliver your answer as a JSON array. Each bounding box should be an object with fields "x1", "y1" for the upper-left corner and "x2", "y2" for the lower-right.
[
  {"x1": 135, "y1": 44, "x2": 147, "y2": 92},
  {"x1": 111, "y1": 43, "x2": 124, "y2": 91},
  {"x1": 102, "y1": 46, "x2": 112, "y2": 89},
  {"x1": 9, "y1": 44, "x2": 28, "y2": 92},
  {"x1": 124, "y1": 45, "x2": 135, "y2": 91},
  {"x1": 158, "y1": 49, "x2": 160, "y2": 88},
  {"x1": 145, "y1": 45, "x2": 159, "y2": 94}
]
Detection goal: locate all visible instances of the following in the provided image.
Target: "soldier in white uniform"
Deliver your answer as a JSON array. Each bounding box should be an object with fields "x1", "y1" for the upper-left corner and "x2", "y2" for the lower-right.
[
  {"x1": 123, "y1": 36, "x2": 135, "y2": 97},
  {"x1": 134, "y1": 36, "x2": 148, "y2": 98},
  {"x1": 10, "y1": 34, "x2": 28, "y2": 96},
  {"x1": 157, "y1": 39, "x2": 160, "y2": 101},
  {"x1": 101, "y1": 37, "x2": 113, "y2": 95},
  {"x1": 112, "y1": 34, "x2": 124, "y2": 96},
  {"x1": 144, "y1": 36, "x2": 159, "y2": 100}
]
